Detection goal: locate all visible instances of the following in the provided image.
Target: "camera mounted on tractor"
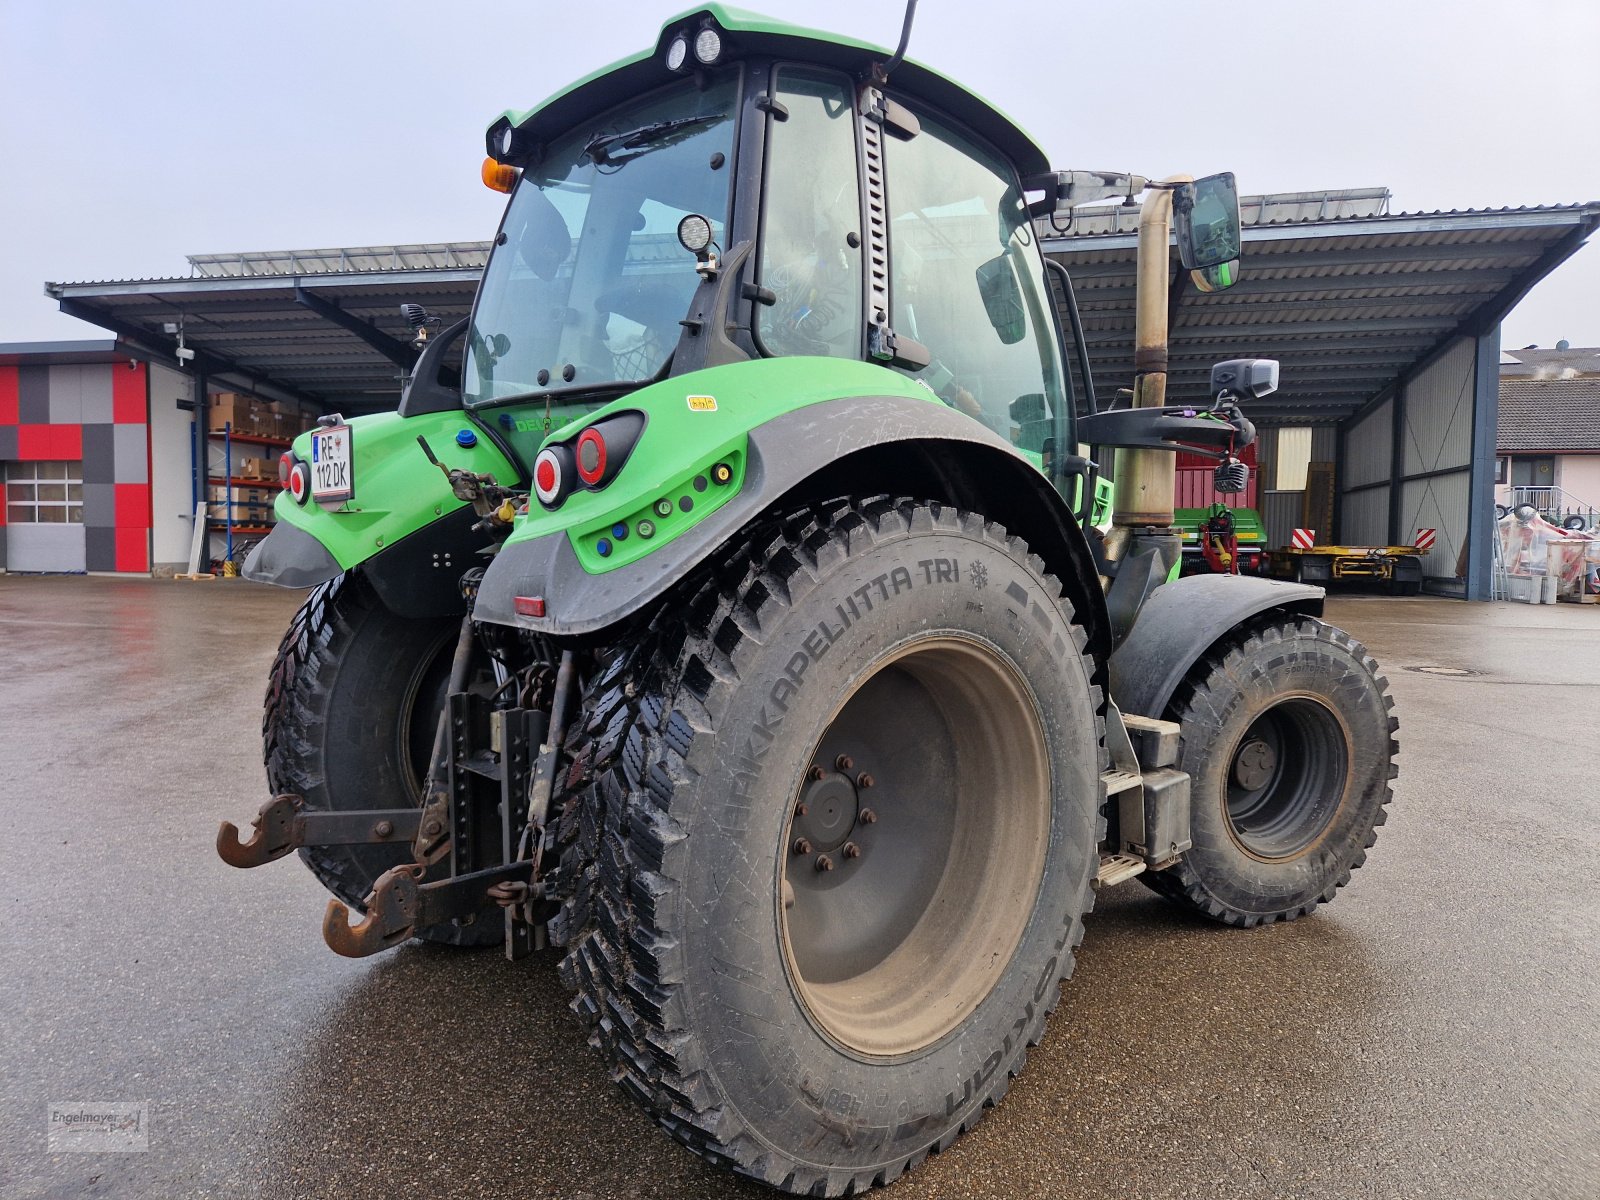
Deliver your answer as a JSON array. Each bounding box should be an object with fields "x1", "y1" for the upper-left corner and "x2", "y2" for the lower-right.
[{"x1": 218, "y1": 5, "x2": 1397, "y2": 1192}]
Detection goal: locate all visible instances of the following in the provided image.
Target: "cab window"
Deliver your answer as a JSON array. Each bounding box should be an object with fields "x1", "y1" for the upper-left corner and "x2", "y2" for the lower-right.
[
  {"x1": 757, "y1": 66, "x2": 863, "y2": 359},
  {"x1": 884, "y1": 109, "x2": 1066, "y2": 448}
]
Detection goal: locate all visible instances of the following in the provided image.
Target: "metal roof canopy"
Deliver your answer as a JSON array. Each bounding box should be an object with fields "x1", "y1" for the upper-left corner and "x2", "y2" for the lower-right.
[
  {"x1": 44, "y1": 198, "x2": 1599, "y2": 418},
  {"x1": 1045, "y1": 197, "x2": 1600, "y2": 426},
  {"x1": 46, "y1": 245, "x2": 488, "y2": 410}
]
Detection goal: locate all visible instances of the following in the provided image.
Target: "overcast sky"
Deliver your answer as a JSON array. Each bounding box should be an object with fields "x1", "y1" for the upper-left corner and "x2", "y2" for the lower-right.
[{"x1": 2, "y1": 0, "x2": 1596, "y2": 351}]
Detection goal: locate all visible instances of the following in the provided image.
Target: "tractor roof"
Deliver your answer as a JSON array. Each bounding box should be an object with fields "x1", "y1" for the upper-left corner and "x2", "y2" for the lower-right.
[{"x1": 489, "y1": 4, "x2": 1049, "y2": 176}]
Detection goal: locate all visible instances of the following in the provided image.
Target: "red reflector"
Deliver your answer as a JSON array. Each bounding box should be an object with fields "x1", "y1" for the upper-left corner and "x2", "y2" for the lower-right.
[
  {"x1": 513, "y1": 596, "x2": 546, "y2": 618},
  {"x1": 279, "y1": 451, "x2": 293, "y2": 485},
  {"x1": 535, "y1": 457, "x2": 557, "y2": 494},
  {"x1": 576, "y1": 427, "x2": 607, "y2": 486}
]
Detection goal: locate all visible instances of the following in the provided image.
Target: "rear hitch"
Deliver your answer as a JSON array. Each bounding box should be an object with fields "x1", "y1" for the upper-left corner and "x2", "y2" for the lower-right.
[
  {"x1": 322, "y1": 860, "x2": 535, "y2": 958},
  {"x1": 216, "y1": 794, "x2": 422, "y2": 869}
]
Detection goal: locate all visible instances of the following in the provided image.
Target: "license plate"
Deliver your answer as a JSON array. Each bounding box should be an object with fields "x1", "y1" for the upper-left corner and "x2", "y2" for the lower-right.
[{"x1": 310, "y1": 424, "x2": 353, "y2": 504}]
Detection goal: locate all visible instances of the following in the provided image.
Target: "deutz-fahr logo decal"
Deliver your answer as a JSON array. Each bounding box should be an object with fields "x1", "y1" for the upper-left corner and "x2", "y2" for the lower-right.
[{"x1": 686, "y1": 394, "x2": 717, "y2": 412}]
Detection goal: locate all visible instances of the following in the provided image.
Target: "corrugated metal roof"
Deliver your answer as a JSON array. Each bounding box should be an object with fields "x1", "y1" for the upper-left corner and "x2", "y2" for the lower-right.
[
  {"x1": 1045, "y1": 201, "x2": 1600, "y2": 425},
  {"x1": 1498, "y1": 376, "x2": 1600, "y2": 452},
  {"x1": 188, "y1": 243, "x2": 491, "y2": 277},
  {"x1": 42, "y1": 196, "x2": 1600, "y2": 415}
]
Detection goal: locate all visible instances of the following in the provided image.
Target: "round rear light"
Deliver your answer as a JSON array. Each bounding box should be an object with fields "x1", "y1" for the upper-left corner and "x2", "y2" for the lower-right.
[
  {"x1": 576, "y1": 427, "x2": 607, "y2": 486},
  {"x1": 287, "y1": 461, "x2": 310, "y2": 505},
  {"x1": 534, "y1": 448, "x2": 564, "y2": 507}
]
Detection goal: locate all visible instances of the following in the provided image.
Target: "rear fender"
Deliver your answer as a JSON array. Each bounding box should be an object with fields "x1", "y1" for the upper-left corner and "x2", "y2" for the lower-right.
[
  {"x1": 1108, "y1": 574, "x2": 1325, "y2": 718},
  {"x1": 473, "y1": 358, "x2": 1110, "y2": 664},
  {"x1": 243, "y1": 408, "x2": 520, "y2": 616}
]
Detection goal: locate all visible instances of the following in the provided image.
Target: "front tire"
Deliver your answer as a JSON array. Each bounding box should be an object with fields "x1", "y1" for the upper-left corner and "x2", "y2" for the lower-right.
[
  {"x1": 262, "y1": 572, "x2": 500, "y2": 947},
  {"x1": 1143, "y1": 615, "x2": 1397, "y2": 926},
  {"x1": 549, "y1": 499, "x2": 1104, "y2": 1194}
]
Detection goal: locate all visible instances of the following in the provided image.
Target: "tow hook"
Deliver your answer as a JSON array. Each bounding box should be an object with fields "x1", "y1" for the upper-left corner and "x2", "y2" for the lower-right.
[
  {"x1": 216, "y1": 794, "x2": 422, "y2": 869},
  {"x1": 322, "y1": 860, "x2": 534, "y2": 958}
]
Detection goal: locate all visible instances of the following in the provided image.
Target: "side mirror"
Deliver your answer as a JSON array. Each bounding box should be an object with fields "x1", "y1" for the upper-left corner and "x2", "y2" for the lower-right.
[
  {"x1": 1175, "y1": 172, "x2": 1242, "y2": 272},
  {"x1": 976, "y1": 255, "x2": 1026, "y2": 345},
  {"x1": 1210, "y1": 357, "x2": 1278, "y2": 400}
]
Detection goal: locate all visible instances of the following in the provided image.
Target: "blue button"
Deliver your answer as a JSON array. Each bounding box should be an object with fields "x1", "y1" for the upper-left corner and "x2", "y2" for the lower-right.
[
  {"x1": 611, "y1": 523, "x2": 628, "y2": 540},
  {"x1": 456, "y1": 429, "x2": 478, "y2": 447},
  {"x1": 596, "y1": 538, "x2": 612, "y2": 557}
]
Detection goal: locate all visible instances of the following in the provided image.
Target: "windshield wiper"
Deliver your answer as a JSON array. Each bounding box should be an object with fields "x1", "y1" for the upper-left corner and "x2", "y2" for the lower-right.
[{"x1": 582, "y1": 114, "x2": 722, "y2": 165}]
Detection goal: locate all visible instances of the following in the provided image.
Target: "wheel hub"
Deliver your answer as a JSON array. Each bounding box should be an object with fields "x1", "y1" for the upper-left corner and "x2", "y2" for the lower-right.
[
  {"x1": 1232, "y1": 737, "x2": 1277, "y2": 791},
  {"x1": 793, "y1": 772, "x2": 859, "y2": 854}
]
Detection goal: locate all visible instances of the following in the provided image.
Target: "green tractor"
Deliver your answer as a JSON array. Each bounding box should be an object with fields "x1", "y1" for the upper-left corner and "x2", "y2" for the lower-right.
[{"x1": 219, "y1": 6, "x2": 1397, "y2": 1192}]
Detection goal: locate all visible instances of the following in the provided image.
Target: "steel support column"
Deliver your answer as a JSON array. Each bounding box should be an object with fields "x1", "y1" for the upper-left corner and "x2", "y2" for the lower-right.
[
  {"x1": 1466, "y1": 325, "x2": 1502, "y2": 601},
  {"x1": 1388, "y1": 379, "x2": 1406, "y2": 546}
]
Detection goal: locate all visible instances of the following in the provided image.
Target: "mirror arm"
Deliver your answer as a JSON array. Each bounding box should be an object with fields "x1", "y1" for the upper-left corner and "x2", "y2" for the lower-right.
[
  {"x1": 671, "y1": 240, "x2": 756, "y2": 375},
  {"x1": 398, "y1": 318, "x2": 469, "y2": 418}
]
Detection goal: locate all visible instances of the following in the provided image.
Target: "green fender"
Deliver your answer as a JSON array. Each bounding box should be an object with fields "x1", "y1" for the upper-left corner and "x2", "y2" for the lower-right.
[
  {"x1": 242, "y1": 408, "x2": 520, "y2": 616},
  {"x1": 473, "y1": 357, "x2": 1110, "y2": 661}
]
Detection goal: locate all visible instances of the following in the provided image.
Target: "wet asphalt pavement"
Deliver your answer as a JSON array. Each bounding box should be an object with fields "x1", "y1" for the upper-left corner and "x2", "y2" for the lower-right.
[{"x1": 0, "y1": 575, "x2": 1596, "y2": 1200}]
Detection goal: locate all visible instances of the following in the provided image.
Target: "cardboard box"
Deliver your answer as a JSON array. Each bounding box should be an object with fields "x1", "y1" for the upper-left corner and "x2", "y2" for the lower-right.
[{"x1": 207, "y1": 392, "x2": 247, "y2": 433}]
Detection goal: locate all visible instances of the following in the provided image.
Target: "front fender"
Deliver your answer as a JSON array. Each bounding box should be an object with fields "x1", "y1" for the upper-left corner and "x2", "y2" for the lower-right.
[
  {"x1": 242, "y1": 408, "x2": 520, "y2": 605},
  {"x1": 1108, "y1": 574, "x2": 1325, "y2": 719}
]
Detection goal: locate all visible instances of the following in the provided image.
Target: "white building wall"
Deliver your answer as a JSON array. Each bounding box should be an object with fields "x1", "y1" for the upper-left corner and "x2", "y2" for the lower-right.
[
  {"x1": 1558, "y1": 456, "x2": 1600, "y2": 508},
  {"x1": 148, "y1": 364, "x2": 196, "y2": 570}
]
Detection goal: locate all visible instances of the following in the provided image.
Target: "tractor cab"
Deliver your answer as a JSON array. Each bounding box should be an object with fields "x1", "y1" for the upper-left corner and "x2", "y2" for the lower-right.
[{"x1": 453, "y1": 5, "x2": 1077, "y2": 475}]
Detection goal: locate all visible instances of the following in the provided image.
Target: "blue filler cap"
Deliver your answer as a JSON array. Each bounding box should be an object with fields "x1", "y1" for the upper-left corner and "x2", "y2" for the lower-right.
[
  {"x1": 596, "y1": 538, "x2": 612, "y2": 558},
  {"x1": 456, "y1": 428, "x2": 478, "y2": 447}
]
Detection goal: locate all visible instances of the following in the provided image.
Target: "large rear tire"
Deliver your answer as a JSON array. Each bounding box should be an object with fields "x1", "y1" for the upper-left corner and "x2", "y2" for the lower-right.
[
  {"x1": 262, "y1": 572, "x2": 500, "y2": 947},
  {"x1": 548, "y1": 499, "x2": 1104, "y2": 1194},
  {"x1": 1142, "y1": 614, "x2": 1396, "y2": 926}
]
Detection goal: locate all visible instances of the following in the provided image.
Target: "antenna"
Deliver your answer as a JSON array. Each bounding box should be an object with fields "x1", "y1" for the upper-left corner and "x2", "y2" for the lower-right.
[{"x1": 882, "y1": 0, "x2": 918, "y2": 76}]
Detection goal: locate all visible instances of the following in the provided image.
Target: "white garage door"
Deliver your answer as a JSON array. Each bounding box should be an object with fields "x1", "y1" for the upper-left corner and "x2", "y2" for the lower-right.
[{"x1": 5, "y1": 461, "x2": 87, "y2": 573}]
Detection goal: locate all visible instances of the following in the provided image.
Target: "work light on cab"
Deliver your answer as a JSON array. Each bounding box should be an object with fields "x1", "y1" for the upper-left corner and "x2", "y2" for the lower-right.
[
  {"x1": 664, "y1": 33, "x2": 689, "y2": 71},
  {"x1": 693, "y1": 26, "x2": 722, "y2": 64}
]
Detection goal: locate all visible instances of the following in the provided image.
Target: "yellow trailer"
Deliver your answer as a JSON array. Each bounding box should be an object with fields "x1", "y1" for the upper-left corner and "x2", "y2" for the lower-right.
[{"x1": 1266, "y1": 542, "x2": 1425, "y2": 593}]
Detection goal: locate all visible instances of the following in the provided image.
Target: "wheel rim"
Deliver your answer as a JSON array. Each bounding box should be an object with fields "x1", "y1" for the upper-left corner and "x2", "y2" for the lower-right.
[
  {"x1": 779, "y1": 636, "x2": 1051, "y2": 1058},
  {"x1": 1223, "y1": 694, "x2": 1351, "y2": 861}
]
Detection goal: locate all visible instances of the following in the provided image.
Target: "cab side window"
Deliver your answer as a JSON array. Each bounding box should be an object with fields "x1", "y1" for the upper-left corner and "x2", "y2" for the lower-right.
[
  {"x1": 883, "y1": 110, "x2": 1066, "y2": 444},
  {"x1": 758, "y1": 67, "x2": 864, "y2": 360}
]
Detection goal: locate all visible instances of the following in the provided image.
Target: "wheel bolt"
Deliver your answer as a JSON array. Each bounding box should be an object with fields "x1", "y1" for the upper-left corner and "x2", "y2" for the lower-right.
[
  {"x1": 858, "y1": 808, "x2": 877, "y2": 825},
  {"x1": 843, "y1": 841, "x2": 861, "y2": 859},
  {"x1": 808, "y1": 765, "x2": 825, "y2": 781},
  {"x1": 856, "y1": 773, "x2": 874, "y2": 789},
  {"x1": 374, "y1": 820, "x2": 394, "y2": 838},
  {"x1": 835, "y1": 754, "x2": 854, "y2": 771},
  {"x1": 793, "y1": 837, "x2": 812, "y2": 856},
  {"x1": 423, "y1": 819, "x2": 443, "y2": 836},
  {"x1": 815, "y1": 854, "x2": 834, "y2": 872},
  {"x1": 795, "y1": 802, "x2": 809, "y2": 817}
]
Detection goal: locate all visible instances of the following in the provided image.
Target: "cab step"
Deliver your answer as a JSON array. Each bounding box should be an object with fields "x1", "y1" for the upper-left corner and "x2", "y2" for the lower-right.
[
  {"x1": 1120, "y1": 714, "x2": 1181, "y2": 770},
  {"x1": 1095, "y1": 852, "x2": 1148, "y2": 888}
]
